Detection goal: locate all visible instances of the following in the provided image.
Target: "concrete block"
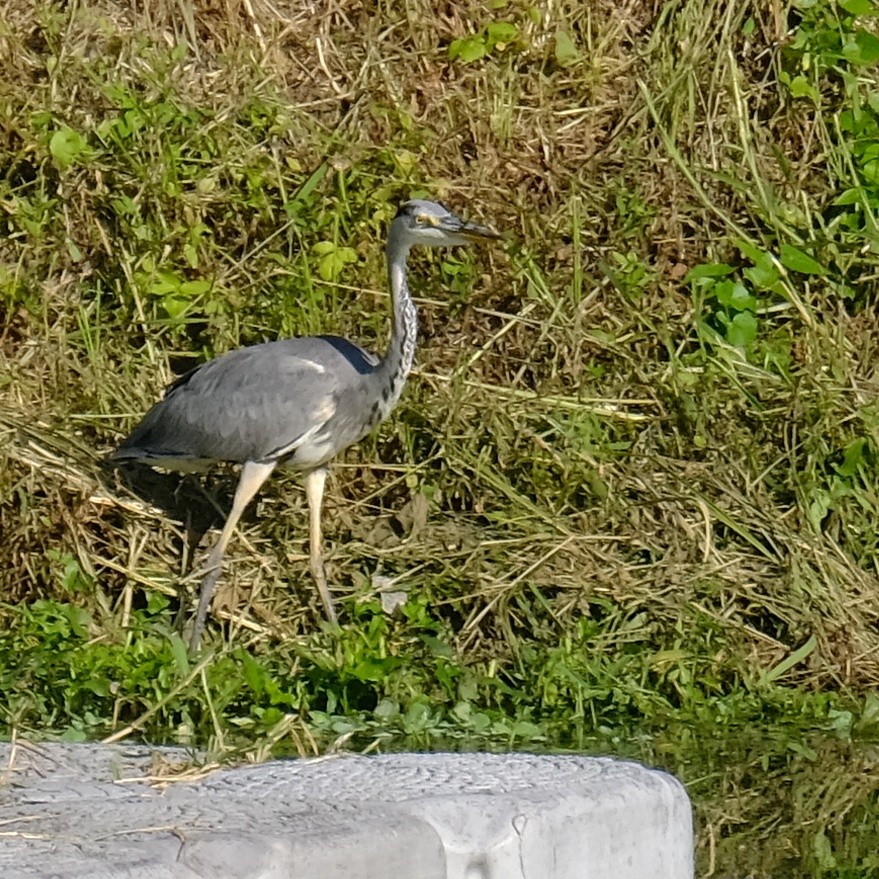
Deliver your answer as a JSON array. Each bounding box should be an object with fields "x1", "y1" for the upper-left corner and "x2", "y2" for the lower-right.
[{"x1": 0, "y1": 742, "x2": 693, "y2": 878}]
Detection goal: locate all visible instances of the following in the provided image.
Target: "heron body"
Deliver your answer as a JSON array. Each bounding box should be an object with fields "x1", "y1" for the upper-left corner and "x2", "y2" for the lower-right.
[
  {"x1": 110, "y1": 200, "x2": 498, "y2": 650},
  {"x1": 116, "y1": 337, "x2": 384, "y2": 471}
]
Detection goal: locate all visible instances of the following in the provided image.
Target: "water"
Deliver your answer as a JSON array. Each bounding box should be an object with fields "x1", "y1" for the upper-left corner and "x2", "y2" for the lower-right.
[{"x1": 609, "y1": 726, "x2": 879, "y2": 878}]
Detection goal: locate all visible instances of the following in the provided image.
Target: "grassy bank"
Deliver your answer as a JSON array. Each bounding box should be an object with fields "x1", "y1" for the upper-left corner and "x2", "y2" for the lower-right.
[{"x1": 3, "y1": 0, "x2": 879, "y2": 874}]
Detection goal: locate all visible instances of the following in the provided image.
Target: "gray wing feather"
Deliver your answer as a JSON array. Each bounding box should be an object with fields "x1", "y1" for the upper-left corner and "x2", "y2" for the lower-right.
[{"x1": 114, "y1": 338, "x2": 377, "y2": 466}]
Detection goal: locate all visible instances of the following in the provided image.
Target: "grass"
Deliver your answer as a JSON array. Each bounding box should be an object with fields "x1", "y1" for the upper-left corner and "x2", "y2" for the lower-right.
[{"x1": 3, "y1": 0, "x2": 879, "y2": 874}]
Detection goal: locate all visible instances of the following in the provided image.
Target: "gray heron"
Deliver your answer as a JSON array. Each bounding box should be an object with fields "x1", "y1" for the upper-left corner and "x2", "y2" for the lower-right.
[{"x1": 110, "y1": 200, "x2": 499, "y2": 650}]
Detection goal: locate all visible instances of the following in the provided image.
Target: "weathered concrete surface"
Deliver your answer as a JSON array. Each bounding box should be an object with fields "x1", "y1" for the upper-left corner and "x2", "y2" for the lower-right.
[{"x1": 0, "y1": 742, "x2": 693, "y2": 878}]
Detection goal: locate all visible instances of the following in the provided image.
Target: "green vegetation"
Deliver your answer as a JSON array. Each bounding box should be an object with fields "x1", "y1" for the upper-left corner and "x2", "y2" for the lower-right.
[{"x1": 3, "y1": 0, "x2": 879, "y2": 874}]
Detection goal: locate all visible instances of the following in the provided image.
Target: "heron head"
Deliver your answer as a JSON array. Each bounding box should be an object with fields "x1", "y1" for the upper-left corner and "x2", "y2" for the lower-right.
[{"x1": 393, "y1": 199, "x2": 500, "y2": 247}]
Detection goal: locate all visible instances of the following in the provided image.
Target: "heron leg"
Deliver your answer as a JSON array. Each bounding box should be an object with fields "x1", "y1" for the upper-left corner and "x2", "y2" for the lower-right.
[
  {"x1": 189, "y1": 460, "x2": 276, "y2": 651},
  {"x1": 304, "y1": 466, "x2": 338, "y2": 624}
]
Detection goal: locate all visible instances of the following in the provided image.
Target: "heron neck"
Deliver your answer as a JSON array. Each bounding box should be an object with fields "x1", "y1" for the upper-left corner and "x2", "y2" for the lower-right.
[{"x1": 377, "y1": 231, "x2": 418, "y2": 414}]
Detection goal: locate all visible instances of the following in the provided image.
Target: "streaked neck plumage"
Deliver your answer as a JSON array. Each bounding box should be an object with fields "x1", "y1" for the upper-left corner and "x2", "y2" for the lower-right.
[{"x1": 375, "y1": 221, "x2": 418, "y2": 420}]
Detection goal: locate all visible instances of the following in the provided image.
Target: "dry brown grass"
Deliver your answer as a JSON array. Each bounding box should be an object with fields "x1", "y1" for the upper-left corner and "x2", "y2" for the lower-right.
[
  {"x1": 1, "y1": 0, "x2": 879, "y2": 761},
  {"x1": 3, "y1": 0, "x2": 879, "y2": 680}
]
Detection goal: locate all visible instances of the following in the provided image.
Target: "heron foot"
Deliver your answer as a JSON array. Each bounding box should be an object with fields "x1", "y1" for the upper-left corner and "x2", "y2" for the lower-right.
[
  {"x1": 188, "y1": 551, "x2": 225, "y2": 652},
  {"x1": 310, "y1": 556, "x2": 338, "y2": 626}
]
